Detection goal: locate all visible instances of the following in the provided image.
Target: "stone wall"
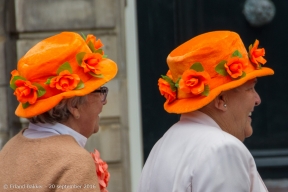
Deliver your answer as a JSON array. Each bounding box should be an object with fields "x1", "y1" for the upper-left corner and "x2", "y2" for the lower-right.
[
  {"x1": 1, "y1": 0, "x2": 130, "y2": 191},
  {"x1": 0, "y1": 0, "x2": 9, "y2": 149}
]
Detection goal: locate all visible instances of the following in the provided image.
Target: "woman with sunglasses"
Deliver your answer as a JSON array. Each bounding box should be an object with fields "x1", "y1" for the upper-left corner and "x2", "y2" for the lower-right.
[{"x1": 0, "y1": 32, "x2": 117, "y2": 191}]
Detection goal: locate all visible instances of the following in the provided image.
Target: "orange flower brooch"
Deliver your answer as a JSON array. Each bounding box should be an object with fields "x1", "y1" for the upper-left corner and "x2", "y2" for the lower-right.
[{"x1": 91, "y1": 149, "x2": 110, "y2": 192}]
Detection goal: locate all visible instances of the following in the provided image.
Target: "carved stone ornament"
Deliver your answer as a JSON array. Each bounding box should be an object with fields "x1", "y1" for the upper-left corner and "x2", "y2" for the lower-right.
[{"x1": 243, "y1": 0, "x2": 276, "y2": 27}]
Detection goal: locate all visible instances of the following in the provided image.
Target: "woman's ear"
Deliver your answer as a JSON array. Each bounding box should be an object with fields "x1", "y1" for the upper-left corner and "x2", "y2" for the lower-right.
[
  {"x1": 67, "y1": 100, "x2": 80, "y2": 119},
  {"x1": 214, "y1": 93, "x2": 228, "y2": 112}
]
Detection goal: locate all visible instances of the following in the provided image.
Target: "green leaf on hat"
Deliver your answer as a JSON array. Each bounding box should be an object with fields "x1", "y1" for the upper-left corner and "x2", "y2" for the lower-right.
[
  {"x1": 248, "y1": 44, "x2": 252, "y2": 52},
  {"x1": 231, "y1": 50, "x2": 243, "y2": 58},
  {"x1": 76, "y1": 52, "x2": 86, "y2": 65},
  {"x1": 22, "y1": 102, "x2": 30, "y2": 109},
  {"x1": 201, "y1": 85, "x2": 210, "y2": 96},
  {"x1": 81, "y1": 32, "x2": 87, "y2": 40},
  {"x1": 94, "y1": 49, "x2": 104, "y2": 55},
  {"x1": 161, "y1": 75, "x2": 176, "y2": 91},
  {"x1": 190, "y1": 62, "x2": 204, "y2": 72},
  {"x1": 57, "y1": 62, "x2": 73, "y2": 74},
  {"x1": 75, "y1": 80, "x2": 85, "y2": 90},
  {"x1": 88, "y1": 41, "x2": 97, "y2": 53},
  {"x1": 10, "y1": 76, "x2": 26, "y2": 90},
  {"x1": 233, "y1": 71, "x2": 247, "y2": 80},
  {"x1": 33, "y1": 83, "x2": 46, "y2": 98},
  {"x1": 103, "y1": 54, "x2": 108, "y2": 58},
  {"x1": 174, "y1": 77, "x2": 181, "y2": 88},
  {"x1": 89, "y1": 72, "x2": 104, "y2": 78},
  {"x1": 215, "y1": 60, "x2": 228, "y2": 76},
  {"x1": 240, "y1": 71, "x2": 246, "y2": 78},
  {"x1": 44, "y1": 76, "x2": 54, "y2": 85}
]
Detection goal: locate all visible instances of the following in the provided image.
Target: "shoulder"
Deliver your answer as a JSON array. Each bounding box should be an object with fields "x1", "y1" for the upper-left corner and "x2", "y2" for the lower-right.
[
  {"x1": 202, "y1": 128, "x2": 251, "y2": 157},
  {"x1": 47, "y1": 135, "x2": 94, "y2": 164},
  {"x1": 194, "y1": 130, "x2": 254, "y2": 171},
  {"x1": 13, "y1": 134, "x2": 96, "y2": 169},
  {"x1": 173, "y1": 121, "x2": 254, "y2": 167},
  {"x1": 0, "y1": 130, "x2": 25, "y2": 156},
  {"x1": 42, "y1": 136, "x2": 98, "y2": 181},
  {"x1": 175, "y1": 117, "x2": 248, "y2": 150}
]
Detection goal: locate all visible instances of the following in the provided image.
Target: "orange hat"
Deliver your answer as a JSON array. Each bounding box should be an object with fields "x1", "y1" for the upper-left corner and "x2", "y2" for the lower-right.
[
  {"x1": 10, "y1": 32, "x2": 118, "y2": 118},
  {"x1": 158, "y1": 31, "x2": 274, "y2": 114}
]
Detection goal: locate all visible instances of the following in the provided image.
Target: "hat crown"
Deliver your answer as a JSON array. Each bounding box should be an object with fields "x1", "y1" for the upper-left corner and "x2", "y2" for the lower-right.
[
  {"x1": 167, "y1": 31, "x2": 250, "y2": 85},
  {"x1": 18, "y1": 32, "x2": 89, "y2": 84}
]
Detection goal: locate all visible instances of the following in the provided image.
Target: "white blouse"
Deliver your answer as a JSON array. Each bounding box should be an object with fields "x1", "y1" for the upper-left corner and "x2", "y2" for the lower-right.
[{"x1": 138, "y1": 111, "x2": 268, "y2": 192}]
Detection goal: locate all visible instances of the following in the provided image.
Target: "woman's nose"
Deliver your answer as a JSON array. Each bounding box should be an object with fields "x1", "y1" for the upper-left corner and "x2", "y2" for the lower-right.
[{"x1": 255, "y1": 91, "x2": 261, "y2": 106}]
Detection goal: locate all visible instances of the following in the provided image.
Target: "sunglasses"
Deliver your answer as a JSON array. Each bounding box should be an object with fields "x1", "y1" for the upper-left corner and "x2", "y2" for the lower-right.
[{"x1": 92, "y1": 86, "x2": 109, "y2": 102}]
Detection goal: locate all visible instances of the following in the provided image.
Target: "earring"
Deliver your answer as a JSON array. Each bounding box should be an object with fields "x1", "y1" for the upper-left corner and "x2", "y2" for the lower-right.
[
  {"x1": 224, "y1": 104, "x2": 227, "y2": 108},
  {"x1": 75, "y1": 115, "x2": 80, "y2": 119}
]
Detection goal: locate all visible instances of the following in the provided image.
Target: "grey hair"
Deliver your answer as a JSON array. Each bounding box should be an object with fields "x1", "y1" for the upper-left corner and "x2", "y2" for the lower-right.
[{"x1": 28, "y1": 96, "x2": 87, "y2": 124}]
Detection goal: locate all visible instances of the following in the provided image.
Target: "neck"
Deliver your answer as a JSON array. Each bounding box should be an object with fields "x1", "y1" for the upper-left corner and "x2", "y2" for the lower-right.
[{"x1": 199, "y1": 105, "x2": 231, "y2": 135}]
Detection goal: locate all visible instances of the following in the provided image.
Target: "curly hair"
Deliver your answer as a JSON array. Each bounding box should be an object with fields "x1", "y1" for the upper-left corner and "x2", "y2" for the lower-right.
[{"x1": 28, "y1": 96, "x2": 87, "y2": 124}]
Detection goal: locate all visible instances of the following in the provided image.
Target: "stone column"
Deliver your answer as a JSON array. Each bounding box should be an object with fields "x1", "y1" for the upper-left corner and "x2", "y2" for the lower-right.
[{"x1": 0, "y1": 0, "x2": 9, "y2": 149}]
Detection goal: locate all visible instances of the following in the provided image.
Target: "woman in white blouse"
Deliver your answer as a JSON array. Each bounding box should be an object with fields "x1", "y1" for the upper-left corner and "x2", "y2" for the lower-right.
[{"x1": 138, "y1": 31, "x2": 274, "y2": 192}]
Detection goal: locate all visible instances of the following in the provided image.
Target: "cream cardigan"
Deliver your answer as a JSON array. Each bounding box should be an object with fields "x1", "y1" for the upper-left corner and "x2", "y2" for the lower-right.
[{"x1": 0, "y1": 129, "x2": 100, "y2": 192}]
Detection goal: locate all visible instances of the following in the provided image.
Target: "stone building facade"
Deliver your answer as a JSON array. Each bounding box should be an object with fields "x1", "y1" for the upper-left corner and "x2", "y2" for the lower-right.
[{"x1": 0, "y1": 0, "x2": 142, "y2": 192}]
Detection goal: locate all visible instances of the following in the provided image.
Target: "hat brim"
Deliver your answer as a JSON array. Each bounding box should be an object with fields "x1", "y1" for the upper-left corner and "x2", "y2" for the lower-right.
[
  {"x1": 164, "y1": 67, "x2": 274, "y2": 114},
  {"x1": 15, "y1": 58, "x2": 117, "y2": 118}
]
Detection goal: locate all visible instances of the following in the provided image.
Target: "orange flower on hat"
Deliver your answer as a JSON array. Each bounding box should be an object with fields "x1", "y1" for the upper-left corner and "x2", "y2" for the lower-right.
[
  {"x1": 10, "y1": 70, "x2": 20, "y2": 84},
  {"x1": 14, "y1": 80, "x2": 38, "y2": 105},
  {"x1": 166, "y1": 70, "x2": 173, "y2": 79},
  {"x1": 86, "y1": 34, "x2": 104, "y2": 51},
  {"x1": 80, "y1": 53, "x2": 103, "y2": 75},
  {"x1": 158, "y1": 78, "x2": 176, "y2": 103},
  {"x1": 158, "y1": 70, "x2": 177, "y2": 103},
  {"x1": 91, "y1": 149, "x2": 110, "y2": 192},
  {"x1": 49, "y1": 70, "x2": 81, "y2": 92},
  {"x1": 45, "y1": 62, "x2": 84, "y2": 92},
  {"x1": 225, "y1": 57, "x2": 247, "y2": 79},
  {"x1": 179, "y1": 70, "x2": 210, "y2": 95},
  {"x1": 249, "y1": 39, "x2": 267, "y2": 68}
]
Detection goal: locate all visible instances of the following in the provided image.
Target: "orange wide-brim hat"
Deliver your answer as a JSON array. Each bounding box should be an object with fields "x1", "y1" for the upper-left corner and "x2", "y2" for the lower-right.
[
  {"x1": 10, "y1": 32, "x2": 118, "y2": 118},
  {"x1": 158, "y1": 31, "x2": 274, "y2": 114}
]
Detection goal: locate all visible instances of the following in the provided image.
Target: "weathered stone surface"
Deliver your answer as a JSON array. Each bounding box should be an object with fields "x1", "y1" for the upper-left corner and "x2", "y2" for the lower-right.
[
  {"x1": 0, "y1": 132, "x2": 9, "y2": 150},
  {"x1": 106, "y1": 164, "x2": 123, "y2": 192},
  {"x1": 0, "y1": 1, "x2": 5, "y2": 35},
  {"x1": 19, "y1": 118, "x2": 29, "y2": 129},
  {"x1": 14, "y1": 0, "x2": 116, "y2": 32},
  {"x1": 0, "y1": 87, "x2": 8, "y2": 132},
  {"x1": 0, "y1": 41, "x2": 7, "y2": 85},
  {"x1": 16, "y1": 39, "x2": 39, "y2": 60},
  {"x1": 101, "y1": 79, "x2": 120, "y2": 117},
  {"x1": 16, "y1": 34, "x2": 118, "y2": 62},
  {"x1": 0, "y1": 63, "x2": 9, "y2": 148},
  {"x1": 85, "y1": 121, "x2": 121, "y2": 162},
  {"x1": 100, "y1": 35, "x2": 118, "y2": 65}
]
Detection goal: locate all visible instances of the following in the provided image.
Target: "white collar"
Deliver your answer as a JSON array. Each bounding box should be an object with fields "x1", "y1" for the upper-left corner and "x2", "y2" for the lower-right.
[
  {"x1": 180, "y1": 110, "x2": 221, "y2": 129},
  {"x1": 26, "y1": 122, "x2": 87, "y2": 148}
]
